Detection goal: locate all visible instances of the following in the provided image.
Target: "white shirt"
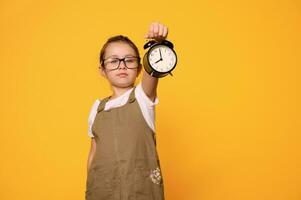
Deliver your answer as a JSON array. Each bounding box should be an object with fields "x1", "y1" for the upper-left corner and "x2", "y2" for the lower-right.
[{"x1": 87, "y1": 82, "x2": 159, "y2": 138}]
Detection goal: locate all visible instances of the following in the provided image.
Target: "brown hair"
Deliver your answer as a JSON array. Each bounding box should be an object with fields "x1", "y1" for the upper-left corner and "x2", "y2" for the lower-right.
[{"x1": 99, "y1": 35, "x2": 141, "y2": 68}]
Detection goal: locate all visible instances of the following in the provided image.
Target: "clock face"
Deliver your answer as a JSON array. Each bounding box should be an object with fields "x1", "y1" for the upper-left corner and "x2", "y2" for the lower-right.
[{"x1": 148, "y1": 44, "x2": 177, "y2": 73}]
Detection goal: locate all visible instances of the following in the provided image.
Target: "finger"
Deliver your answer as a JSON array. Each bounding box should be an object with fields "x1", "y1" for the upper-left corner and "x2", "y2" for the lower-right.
[
  {"x1": 150, "y1": 23, "x2": 155, "y2": 38},
  {"x1": 158, "y1": 24, "x2": 164, "y2": 37},
  {"x1": 149, "y1": 30, "x2": 154, "y2": 38},
  {"x1": 153, "y1": 22, "x2": 159, "y2": 37},
  {"x1": 163, "y1": 26, "x2": 168, "y2": 38}
]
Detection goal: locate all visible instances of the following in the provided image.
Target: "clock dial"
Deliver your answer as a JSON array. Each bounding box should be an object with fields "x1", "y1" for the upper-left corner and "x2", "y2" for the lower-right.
[{"x1": 148, "y1": 45, "x2": 177, "y2": 73}]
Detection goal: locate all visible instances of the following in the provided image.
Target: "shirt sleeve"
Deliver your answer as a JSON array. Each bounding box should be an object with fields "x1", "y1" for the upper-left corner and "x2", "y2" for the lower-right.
[
  {"x1": 88, "y1": 99, "x2": 100, "y2": 138},
  {"x1": 135, "y1": 82, "x2": 159, "y2": 108}
]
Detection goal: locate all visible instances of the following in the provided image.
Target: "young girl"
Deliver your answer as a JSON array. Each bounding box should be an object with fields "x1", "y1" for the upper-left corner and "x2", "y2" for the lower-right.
[{"x1": 85, "y1": 22, "x2": 169, "y2": 200}]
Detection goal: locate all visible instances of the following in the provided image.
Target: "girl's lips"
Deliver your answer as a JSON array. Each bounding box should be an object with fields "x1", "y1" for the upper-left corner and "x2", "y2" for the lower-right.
[{"x1": 117, "y1": 73, "x2": 128, "y2": 76}]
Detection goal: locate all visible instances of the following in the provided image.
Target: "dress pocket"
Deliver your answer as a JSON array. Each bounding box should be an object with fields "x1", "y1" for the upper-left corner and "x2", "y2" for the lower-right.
[
  {"x1": 134, "y1": 167, "x2": 153, "y2": 199},
  {"x1": 91, "y1": 167, "x2": 118, "y2": 200}
]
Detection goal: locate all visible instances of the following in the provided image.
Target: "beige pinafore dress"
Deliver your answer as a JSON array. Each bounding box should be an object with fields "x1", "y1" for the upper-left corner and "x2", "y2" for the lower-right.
[{"x1": 85, "y1": 86, "x2": 165, "y2": 200}]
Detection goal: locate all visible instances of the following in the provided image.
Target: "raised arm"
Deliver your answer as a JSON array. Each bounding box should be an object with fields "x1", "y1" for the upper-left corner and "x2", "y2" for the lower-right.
[
  {"x1": 141, "y1": 70, "x2": 159, "y2": 102},
  {"x1": 142, "y1": 22, "x2": 169, "y2": 102}
]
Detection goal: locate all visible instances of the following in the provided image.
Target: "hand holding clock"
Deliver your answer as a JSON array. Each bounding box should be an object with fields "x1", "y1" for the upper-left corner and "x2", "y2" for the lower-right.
[
  {"x1": 144, "y1": 22, "x2": 168, "y2": 41},
  {"x1": 144, "y1": 22, "x2": 168, "y2": 64}
]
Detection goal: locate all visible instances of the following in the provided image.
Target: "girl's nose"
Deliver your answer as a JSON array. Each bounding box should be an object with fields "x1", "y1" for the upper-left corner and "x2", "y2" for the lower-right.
[{"x1": 118, "y1": 60, "x2": 127, "y2": 69}]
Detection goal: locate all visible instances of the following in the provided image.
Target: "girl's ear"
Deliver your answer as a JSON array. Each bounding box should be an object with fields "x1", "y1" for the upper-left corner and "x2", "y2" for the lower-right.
[{"x1": 99, "y1": 65, "x2": 107, "y2": 78}]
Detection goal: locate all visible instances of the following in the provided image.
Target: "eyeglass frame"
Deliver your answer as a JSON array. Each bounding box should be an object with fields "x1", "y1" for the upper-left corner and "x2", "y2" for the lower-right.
[{"x1": 100, "y1": 56, "x2": 141, "y2": 71}]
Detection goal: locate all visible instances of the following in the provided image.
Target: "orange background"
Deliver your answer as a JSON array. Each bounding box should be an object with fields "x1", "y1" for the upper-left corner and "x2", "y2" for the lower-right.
[{"x1": 0, "y1": 0, "x2": 300, "y2": 199}]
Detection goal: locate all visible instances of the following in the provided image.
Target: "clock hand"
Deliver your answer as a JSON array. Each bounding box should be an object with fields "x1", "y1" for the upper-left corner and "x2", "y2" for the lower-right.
[
  {"x1": 155, "y1": 59, "x2": 162, "y2": 64},
  {"x1": 154, "y1": 49, "x2": 164, "y2": 64},
  {"x1": 159, "y1": 48, "x2": 162, "y2": 60}
]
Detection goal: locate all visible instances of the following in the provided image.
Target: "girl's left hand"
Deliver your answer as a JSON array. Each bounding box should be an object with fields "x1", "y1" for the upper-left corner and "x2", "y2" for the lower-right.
[{"x1": 144, "y1": 22, "x2": 168, "y2": 41}]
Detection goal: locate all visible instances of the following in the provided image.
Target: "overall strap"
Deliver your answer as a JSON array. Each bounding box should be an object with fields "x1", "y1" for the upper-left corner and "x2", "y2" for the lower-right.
[
  {"x1": 127, "y1": 86, "x2": 136, "y2": 104},
  {"x1": 96, "y1": 96, "x2": 110, "y2": 113}
]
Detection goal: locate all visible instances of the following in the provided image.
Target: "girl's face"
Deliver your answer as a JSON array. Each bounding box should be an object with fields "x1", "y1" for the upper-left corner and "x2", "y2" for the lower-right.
[{"x1": 100, "y1": 42, "x2": 142, "y2": 88}]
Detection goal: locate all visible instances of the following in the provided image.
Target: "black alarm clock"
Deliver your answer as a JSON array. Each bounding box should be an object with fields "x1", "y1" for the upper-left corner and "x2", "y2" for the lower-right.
[{"x1": 143, "y1": 39, "x2": 177, "y2": 78}]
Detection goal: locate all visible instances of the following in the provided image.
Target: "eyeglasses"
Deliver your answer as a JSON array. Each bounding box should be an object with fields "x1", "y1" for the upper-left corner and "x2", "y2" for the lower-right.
[{"x1": 102, "y1": 56, "x2": 140, "y2": 71}]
